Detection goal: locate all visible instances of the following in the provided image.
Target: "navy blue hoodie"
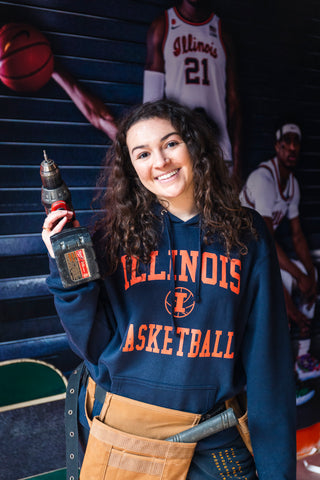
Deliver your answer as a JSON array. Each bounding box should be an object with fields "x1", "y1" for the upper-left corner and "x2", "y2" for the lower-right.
[{"x1": 47, "y1": 208, "x2": 296, "y2": 479}]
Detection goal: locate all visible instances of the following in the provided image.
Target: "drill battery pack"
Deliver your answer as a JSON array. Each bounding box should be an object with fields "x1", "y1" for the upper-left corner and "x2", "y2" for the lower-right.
[{"x1": 50, "y1": 226, "x2": 100, "y2": 288}]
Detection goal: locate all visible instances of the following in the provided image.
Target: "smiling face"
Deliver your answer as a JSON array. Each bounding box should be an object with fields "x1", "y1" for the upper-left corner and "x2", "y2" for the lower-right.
[{"x1": 126, "y1": 117, "x2": 196, "y2": 219}]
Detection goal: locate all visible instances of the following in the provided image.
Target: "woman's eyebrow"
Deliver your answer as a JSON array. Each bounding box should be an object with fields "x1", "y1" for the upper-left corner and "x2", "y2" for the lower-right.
[
  {"x1": 131, "y1": 132, "x2": 179, "y2": 155},
  {"x1": 131, "y1": 144, "x2": 147, "y2": 154},
  {"x1": 161, "y1": 131, "x2": 179, "y2": 142}
]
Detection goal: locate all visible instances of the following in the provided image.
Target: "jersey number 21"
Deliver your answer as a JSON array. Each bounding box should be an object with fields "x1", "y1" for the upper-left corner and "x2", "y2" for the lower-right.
[{"x1": 185, "y1": 58, "x2": 210, "y2": 85}]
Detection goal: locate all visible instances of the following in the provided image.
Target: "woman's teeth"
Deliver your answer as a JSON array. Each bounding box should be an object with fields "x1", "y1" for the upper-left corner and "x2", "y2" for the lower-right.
[{"x1": 157, "y1": 169, "x2": 178, "y2": 181}]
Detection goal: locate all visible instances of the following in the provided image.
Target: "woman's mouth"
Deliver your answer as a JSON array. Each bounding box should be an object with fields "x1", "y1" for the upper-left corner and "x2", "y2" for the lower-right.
[{"x1": 156, "y1": 169, "x2": 179, "y2": 181}]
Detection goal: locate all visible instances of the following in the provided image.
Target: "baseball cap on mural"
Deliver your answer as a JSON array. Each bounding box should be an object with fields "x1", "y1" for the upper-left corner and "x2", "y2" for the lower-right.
[{"x1": 276, "y1": 123, "x2": 302, "y2": 141}]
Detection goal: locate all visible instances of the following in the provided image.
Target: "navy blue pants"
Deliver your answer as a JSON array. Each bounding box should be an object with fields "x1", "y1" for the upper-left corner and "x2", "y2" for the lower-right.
[{"x1": 188, "y1": 436, "x2": 257, "y2": 479}]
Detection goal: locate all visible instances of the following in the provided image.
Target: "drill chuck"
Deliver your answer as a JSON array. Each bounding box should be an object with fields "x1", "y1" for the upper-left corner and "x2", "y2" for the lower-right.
[{"x1": 40, "y1": 151, "x2": 73, "y2": 215}]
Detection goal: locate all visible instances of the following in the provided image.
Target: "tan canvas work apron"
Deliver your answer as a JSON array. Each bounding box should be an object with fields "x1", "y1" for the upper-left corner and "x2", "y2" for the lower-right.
[{"x1": 80, "y1": 377, "x2": 202, "y2": 480}]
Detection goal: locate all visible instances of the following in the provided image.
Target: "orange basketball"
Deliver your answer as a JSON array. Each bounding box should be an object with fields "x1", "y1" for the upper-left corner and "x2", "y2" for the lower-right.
[{"x1": 0, "y1": 23, "x2": 54, "y2": 92}]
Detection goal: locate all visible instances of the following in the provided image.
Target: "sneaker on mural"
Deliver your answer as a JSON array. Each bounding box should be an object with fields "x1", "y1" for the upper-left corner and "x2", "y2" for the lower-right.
[
  {"x1": 296, "y1": 353, "x2": 320, "y2": 381},
  {"x1": 296, "y1": 381, "x2": 315, "y2": 406}
]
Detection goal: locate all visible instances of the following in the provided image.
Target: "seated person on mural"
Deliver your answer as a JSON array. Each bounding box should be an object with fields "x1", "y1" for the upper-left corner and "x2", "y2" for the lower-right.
[
  {"x1": 42, "y1": 101, "x2": 296, "y2": 480},
  {"x1": 240, "y1": 121, "x2": 320, "y2": 405}
]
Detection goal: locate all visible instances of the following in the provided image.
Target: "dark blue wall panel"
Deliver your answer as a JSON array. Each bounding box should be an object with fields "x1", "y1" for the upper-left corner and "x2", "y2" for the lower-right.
[{"x1": 0, "y1": 0, "x2": 319, "y2": 372}]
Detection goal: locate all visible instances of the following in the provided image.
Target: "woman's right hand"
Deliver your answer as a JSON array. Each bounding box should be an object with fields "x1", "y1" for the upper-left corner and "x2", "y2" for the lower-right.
[{"x1": 42, "y1": 210, "x2": 80, "y2": 258}]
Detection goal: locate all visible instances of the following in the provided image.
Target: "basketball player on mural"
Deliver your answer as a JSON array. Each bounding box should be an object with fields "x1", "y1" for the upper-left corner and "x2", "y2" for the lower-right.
[
  {"x1": 143, "y1": 0, "x2": 242, "y2": 178},
  {"x1": 240, "y1": 121, "x2": 320, "y2": 404},
  {"x1": 42, "y1": 100, "x2": 296, "y2": 479},
  {"x1": 52, "y1": 64, "x2": 118, "y2": 141},
  {"x1": 52, "y1": 1, "x2": 241, "y2": 178}
]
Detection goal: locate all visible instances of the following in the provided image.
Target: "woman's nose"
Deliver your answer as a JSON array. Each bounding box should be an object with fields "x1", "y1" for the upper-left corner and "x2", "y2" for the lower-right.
[{"x1": 154, "y1": 150, "x2": 168, "y2": 167}]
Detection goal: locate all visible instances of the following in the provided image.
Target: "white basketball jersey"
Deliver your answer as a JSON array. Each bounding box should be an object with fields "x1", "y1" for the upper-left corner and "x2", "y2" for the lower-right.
[
  {"x1": 239, "y1": 157, "x2": 300, "y2": 230},
  {"x1": 163, "y1": 7, "x2": 232, "y2": 161}
]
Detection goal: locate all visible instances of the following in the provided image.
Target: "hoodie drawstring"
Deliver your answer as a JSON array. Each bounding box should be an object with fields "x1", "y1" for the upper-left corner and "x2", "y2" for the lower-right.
[
  {"x1": 161, "y1": 209, "x2": 202, "y2": 329},
  {"x1": 161, "y1": 210, "x2": 176, "y2": 327},
  {"x1": 194, "y1": 217, "x2": 202, "y2": 304}
]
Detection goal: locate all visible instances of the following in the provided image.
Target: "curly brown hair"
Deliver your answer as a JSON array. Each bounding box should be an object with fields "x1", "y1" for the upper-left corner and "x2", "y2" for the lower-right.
[{"x1": 94, "y1": 100, "x2": 254, "y2": 272}]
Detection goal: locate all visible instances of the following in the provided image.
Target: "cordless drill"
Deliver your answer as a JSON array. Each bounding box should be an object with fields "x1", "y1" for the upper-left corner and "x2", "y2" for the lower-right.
[{"x1": 40, "y1": 151, "x2": 100, "y2": 288}]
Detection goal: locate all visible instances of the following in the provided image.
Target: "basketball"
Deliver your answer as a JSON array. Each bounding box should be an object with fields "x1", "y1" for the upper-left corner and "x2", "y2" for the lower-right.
[
  {"x1": 165, "y1": 287, "x2": 195, "y2": 318},
  {"x1": 0, "y1": 23, "x2": 53, "y2": 92}
]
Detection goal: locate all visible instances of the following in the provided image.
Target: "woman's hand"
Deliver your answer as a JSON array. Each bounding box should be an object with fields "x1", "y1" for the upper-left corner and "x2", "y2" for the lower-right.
[{"x1": 42, "y1": 210, "x2": 80, "y2": 258}]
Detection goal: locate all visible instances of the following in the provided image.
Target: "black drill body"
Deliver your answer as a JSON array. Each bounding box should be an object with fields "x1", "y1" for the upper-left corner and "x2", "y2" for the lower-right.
[{"x1": 40, "y1": 152, "x2": 100, "y2": 288}]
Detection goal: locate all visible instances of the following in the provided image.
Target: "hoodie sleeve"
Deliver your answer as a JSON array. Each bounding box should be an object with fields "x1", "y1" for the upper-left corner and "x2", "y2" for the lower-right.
[
  {"x1": 241, "y1": 228, "x2": 296, "y2": 479},
  {"x1": 46, "y1": 256, "x2": 115, "y2": 364}
]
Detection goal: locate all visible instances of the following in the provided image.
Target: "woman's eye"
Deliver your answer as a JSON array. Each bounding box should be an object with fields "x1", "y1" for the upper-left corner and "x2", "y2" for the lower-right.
[
  {"x1": 166, "y1": 140, "x2": 178, "y2": 148},
  {"x1": 137, "y1": 151, "x2": 149, "y2": 160}
]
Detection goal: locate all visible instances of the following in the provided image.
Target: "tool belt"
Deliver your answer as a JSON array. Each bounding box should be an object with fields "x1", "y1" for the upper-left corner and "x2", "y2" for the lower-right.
[
  {"x1": 65, "y1": 364, "x2": 252, "y2": 480},
  {"x1": 226, "y1": 394, "x2": 253, "y2": 455},
  {"x1": 82, "y1": 376, "x2": 202, "y2": 479}
]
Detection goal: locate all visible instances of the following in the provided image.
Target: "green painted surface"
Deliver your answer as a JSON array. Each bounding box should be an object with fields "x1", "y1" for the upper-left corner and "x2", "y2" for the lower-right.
[
  {"x1": 0, "y1": 361, "x2": 66, "y2": 407},
  {"x1": 21, "y1": 468, "x2": 67, "y2": 479}
]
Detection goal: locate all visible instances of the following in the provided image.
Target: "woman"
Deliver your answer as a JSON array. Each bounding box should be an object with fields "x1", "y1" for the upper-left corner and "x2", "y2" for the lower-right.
[{"x1": 42, "y1": 100, "x2": 296, "y2": 479}]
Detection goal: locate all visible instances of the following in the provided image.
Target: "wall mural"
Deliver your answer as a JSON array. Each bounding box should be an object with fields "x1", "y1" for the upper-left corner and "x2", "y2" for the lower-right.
[{"x1": 0, "y1": 1, "x2": 319, "y2": 478}]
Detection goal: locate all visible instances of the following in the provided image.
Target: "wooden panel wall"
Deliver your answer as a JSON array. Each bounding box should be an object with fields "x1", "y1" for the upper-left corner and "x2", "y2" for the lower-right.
[{"x1": 0, "y1": 0, "x2": 319, "y2": 372}]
